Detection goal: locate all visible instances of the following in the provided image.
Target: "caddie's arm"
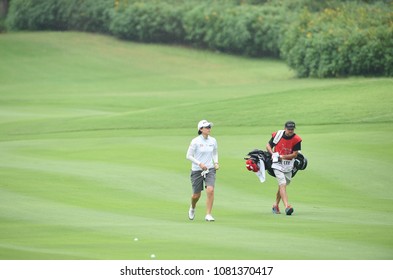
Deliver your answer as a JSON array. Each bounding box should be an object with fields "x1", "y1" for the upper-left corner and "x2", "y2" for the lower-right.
[
  {"x1": 280, "y1": 150, "x2": 299, "y2": 161},
  {"x1": 266, "y1": 141, "x2": 274, "y2": 155}
]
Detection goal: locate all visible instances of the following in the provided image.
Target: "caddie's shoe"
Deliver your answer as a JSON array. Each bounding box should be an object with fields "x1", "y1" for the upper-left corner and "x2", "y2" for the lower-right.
[
  {"x1": 188, "y1": 207, "x2": 195, "y2": 220},
  {"x1": 285, "y1": 207, "x2": 294, "y2": 216},
  {"x1": 272, "y1": 205, "x2": 281, "y2": 214},
  {"x1": 205, "y1": 214, "x2": 215, "y2": 222}
]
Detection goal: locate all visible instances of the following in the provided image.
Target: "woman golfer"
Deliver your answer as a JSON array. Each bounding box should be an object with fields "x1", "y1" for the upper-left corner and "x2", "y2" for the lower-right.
[{"x1": 186, "y1": 120, "x2": 219, "y2": 221}]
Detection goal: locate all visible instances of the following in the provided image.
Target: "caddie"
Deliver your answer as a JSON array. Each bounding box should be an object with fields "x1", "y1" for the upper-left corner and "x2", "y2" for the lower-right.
[{"x1": 266, "y1": 121, "x2": 302, "y2": 215}]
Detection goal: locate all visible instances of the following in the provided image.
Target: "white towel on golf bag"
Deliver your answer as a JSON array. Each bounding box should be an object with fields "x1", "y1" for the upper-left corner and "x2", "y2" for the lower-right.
[{"x1": 255, "y1": 159, "x2": 266, "y2": 183}]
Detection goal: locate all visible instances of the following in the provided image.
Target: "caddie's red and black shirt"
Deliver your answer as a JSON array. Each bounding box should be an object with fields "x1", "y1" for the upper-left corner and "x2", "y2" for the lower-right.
[{"x1": 269, "y1": 132, "x2": 302, "y2": 155}]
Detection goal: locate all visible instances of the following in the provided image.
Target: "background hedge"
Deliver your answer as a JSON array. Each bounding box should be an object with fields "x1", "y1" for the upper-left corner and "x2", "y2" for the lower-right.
[
  {"x1": 109, "y1": 1, "x2": 186, "y2": 43},
  {"x1": 280, "y1": 2, "x2": 393, "y2": 77},
  {"x1": 182, "y1": 3, "x2": 286, "y2": 57},
  {"x1": 5, "y1": 0, "x2": 112, "y2": 32},
  {"x1": 4, "y1": 0, "x2": 393, "y2": 77}
]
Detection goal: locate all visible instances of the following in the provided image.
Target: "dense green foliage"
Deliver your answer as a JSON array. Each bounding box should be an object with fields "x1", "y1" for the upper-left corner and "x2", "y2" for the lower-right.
[
  {"x1": 5, "y1": 0, "x2": 112, "y2": 32},
  {"x1": 110, "y1": 1, "x2": 185, "y2": 43},
  {"x1": 281, "y1": 2, "x2": 393, "y2": 77},
  {"x1": 182, "y1": 3, "x2": 285, "y2": 56},
  {"x1": 4, "y1": 0, "x2": 393, "y2": 77}
]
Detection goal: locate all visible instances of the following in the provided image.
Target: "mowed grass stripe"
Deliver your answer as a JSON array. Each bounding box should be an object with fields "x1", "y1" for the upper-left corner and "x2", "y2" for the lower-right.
[{"x1": 1, "y1": 78, "x2": 392, "y2": 136}]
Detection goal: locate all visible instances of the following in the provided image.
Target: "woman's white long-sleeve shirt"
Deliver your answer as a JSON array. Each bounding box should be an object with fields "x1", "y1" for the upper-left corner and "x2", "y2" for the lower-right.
[{"x1": 186, "y1": 135, "x2": 218, "y2": 171}]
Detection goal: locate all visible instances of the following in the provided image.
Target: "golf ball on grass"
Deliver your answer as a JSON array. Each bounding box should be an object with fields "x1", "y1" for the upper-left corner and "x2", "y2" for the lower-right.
[{"x1": 150, "y1": 254, "x2": 156, "y2": 259}]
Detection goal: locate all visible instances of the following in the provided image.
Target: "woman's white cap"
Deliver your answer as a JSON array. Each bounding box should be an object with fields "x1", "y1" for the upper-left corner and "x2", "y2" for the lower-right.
[{"x1": 197, "y1": 120, "x2": 213, "y2": 129}]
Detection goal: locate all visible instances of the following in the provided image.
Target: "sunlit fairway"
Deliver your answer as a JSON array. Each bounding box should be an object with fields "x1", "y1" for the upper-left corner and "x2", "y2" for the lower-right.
[{"x1": 0, "y1": 32, "x2": 392, "y2": 260}]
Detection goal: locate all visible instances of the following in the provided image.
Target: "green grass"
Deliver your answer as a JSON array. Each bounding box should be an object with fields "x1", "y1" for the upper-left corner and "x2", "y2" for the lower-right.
[{"x1": 0, "y1": 32, "x2": 392, "y2": 260}]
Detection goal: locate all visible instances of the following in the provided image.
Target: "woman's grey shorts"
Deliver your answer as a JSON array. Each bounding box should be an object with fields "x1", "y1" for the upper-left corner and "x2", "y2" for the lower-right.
[
  {"x1": 190, "y1": 168, "x2": 216, "y2": 194},
  {"x1": 273, "y1": 169, "x2": 292, "y2": 186}
]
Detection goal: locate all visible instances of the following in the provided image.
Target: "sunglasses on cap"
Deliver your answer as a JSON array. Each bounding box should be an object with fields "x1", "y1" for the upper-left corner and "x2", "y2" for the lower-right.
[{"x1": 203, "y1": 126, "x2": 211, "y2": 129}]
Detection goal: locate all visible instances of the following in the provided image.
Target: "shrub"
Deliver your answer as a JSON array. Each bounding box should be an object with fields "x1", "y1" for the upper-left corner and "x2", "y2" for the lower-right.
[
  {"x1": 67, "y1": 0, "x2": 113, "y2": 33},
  {"x1": 280, "y1": 2, "x2": 393, "y2": 77},
  {"x1": 183, "y1": 3, "x2": 287, "y2": 57},
  {"x1": 6, "y1": 0, "x2": 113, "y2": 33},
  {"x1": 6, "y1": 0, "x2": 68, "y2": 30},
  {"x1": 110, "y1": 1, "x2": 186, "y2": 43}
]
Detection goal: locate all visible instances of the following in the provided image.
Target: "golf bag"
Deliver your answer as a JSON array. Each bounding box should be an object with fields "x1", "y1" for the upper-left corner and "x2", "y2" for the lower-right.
[{"x1": 244, "y1": 149, "x2": 307, "y2": 178}]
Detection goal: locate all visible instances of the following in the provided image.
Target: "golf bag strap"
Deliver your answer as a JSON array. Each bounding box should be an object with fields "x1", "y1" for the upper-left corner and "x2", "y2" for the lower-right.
[{"x1": 273, "y1": 130, "x2": 285, "y2": 145}]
